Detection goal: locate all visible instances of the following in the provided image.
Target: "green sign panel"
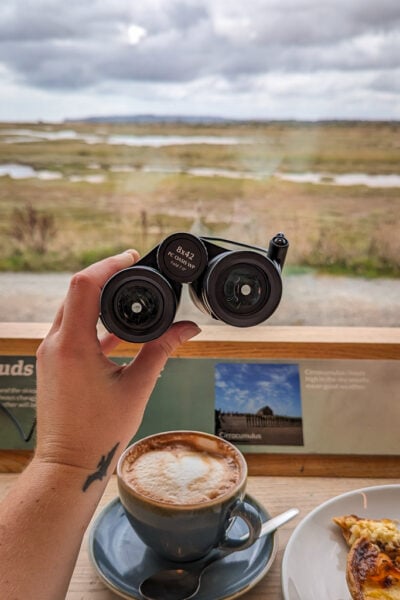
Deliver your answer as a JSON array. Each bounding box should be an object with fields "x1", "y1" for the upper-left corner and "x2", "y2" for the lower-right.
[
  {"x1": 0, "y1": 357, "x2": 37, "y2": 448},
  {"x1": 1, "y1": 355, "x2": 398, "y2": 456}
]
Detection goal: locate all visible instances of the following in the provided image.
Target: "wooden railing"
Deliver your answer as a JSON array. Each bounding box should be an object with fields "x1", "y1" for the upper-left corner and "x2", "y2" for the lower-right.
[
  {"x1": 1, "y1": 324, "x2": 399, "y2": 476},
  {"x1": 1, "y1": 323, "x2": 399, "y2": 359}
]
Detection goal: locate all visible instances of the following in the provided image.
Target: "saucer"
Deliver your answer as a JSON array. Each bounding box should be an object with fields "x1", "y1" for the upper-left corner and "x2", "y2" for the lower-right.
[{"x1": 89, "y1": 494, "x2": 277, "y2": 600}]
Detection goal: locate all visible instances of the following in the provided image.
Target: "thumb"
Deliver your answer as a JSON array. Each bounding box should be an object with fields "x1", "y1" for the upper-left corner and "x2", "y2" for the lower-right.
[{"x1": 121, "y1": 321, "x2": 201, "y2": 399}]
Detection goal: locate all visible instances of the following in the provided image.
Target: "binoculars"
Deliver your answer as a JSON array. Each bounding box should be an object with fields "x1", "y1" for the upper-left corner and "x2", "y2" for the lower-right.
[{"x1": 100, "y1": 232, "x2": 289, "y2": 343}]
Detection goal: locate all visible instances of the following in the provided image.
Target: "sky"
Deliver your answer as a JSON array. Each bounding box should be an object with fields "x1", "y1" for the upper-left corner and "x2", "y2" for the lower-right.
[
  {"x1": 215, "y1": 363, "x2": 302, "y2": 417},
  {"x1": 1, "y1": 0, "x2": 399, "y2": 122}
]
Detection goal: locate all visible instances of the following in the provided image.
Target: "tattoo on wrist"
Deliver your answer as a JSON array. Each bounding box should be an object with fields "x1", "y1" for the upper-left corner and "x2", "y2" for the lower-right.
[{"x1": 82, "y1": 442, "x2": 120, "y2": 492}]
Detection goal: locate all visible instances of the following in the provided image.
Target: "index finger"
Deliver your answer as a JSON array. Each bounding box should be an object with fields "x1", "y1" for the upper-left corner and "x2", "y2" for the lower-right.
[
  {"x1": 57, "y1": 249, "x2": 140, "y2": 342},
  {"x1": 76, "y1": 249, "x2": 140, "y2": 288}
]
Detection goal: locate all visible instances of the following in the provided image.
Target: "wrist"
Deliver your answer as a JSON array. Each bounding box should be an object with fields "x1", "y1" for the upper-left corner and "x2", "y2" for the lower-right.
[{"x1": 31, "y1": 442, "x2": 120, "y2": 495}]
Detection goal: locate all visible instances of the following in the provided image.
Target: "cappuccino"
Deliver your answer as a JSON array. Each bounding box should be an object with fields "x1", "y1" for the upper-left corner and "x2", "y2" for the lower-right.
[
  {"x1": 120, "y1": 433, "x2": 242, "y2": 505},
  {"x1": 117, "y1": 431, "x2": 260, "y2": 562}
]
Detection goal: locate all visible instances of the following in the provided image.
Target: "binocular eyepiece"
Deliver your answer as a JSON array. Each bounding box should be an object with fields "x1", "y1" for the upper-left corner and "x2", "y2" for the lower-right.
[{"x1": 100, "y1": 232, "x2": 289, "y2": 343}]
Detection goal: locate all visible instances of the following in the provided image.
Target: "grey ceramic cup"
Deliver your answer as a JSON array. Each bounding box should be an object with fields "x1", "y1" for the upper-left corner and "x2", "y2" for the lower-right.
[{"x1": 117, "y1": 430, "x2": 262, "y2": 562}]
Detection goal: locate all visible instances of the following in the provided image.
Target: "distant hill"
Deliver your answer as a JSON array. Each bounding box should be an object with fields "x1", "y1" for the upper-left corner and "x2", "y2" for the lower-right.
[
  {"x1": 65, "y1": 114, "x2": 242, "y2": 125},
  {"x1": 64, "y1": 115, "x2": 398, "y2": 125}
]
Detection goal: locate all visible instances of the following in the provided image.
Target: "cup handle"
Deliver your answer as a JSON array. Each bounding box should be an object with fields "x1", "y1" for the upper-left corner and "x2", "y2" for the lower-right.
[{"x1": 218, "y1": 499, "x2": 263, "y2": 553}]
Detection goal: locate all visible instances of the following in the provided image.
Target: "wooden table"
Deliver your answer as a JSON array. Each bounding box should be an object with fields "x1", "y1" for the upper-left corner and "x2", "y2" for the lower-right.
[{"x1": 1, "y1": 474, "x2": 398, "y2": 599}]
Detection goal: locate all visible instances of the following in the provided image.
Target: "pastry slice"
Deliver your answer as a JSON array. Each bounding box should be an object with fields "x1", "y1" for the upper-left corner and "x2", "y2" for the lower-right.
[
  {"x1": 346, "y1": 536, "x2": 400, "y2": 600},
  {"x1": 333, "y1": 514, "x2": 400, "y2": 558}
]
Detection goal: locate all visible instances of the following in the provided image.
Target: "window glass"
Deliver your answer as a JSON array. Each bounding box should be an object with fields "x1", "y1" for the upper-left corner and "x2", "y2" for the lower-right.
[{"x1": 0, "y1": 1, "x2": 399, "y2": 327}]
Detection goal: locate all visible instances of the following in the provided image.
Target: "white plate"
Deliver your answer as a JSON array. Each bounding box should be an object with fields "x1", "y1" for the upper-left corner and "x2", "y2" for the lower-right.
[{"x1": 281, "y1": 484, "x2": 400, "y2": 600}]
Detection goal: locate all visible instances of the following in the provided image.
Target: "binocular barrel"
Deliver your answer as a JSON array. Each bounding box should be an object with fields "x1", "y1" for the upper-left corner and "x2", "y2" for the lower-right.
[{"x1": 100, "y1": 232, "x2": 289, "y2": 343}]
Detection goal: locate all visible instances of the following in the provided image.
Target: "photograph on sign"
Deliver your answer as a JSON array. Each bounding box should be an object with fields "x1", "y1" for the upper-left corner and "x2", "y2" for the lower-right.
[{"x1": 215, "y1": 362, "x2": 303, "y2": 445}]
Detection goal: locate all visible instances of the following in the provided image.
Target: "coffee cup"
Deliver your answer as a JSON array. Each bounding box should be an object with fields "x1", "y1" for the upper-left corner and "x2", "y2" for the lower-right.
[{"x1": 117, "y1": 430, "x2": 262, "y2": 562}]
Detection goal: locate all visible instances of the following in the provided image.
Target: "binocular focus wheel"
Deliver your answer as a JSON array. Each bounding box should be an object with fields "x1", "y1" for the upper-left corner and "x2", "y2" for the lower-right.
[{"x1": 157, "y1": 232, "x2": 208, "y2": 283}]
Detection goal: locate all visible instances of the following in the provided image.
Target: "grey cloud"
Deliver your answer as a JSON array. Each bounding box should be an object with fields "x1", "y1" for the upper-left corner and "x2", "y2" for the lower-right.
[
  {"x1": 371, "y1": 70, "x2": 400, "y2": 92},
  {"x1": 0, "y1": 0, "x2": 399, "y2": 92},
  {"x1": 349, "y1": 0, "x2": 400, "y2": 30},
  {"x1": 217, "y1": 0, "x2": 400, "y2": 46},
  {"x1": 164, "y1": 2, "x2": 208, "y2": 29}
]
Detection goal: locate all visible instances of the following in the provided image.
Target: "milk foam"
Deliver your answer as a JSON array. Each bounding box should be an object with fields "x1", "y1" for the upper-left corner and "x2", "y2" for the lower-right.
[{"x1": 124, "y1": 443, "x2": 239, "y2": 504}]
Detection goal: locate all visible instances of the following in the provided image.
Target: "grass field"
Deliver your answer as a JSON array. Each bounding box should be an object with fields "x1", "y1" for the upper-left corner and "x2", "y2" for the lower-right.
[{"x1": 0, "y1": 120, "x2": 399, "y2": 277}]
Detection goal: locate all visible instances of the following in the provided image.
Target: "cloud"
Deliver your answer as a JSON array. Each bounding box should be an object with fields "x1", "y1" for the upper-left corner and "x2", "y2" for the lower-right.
[
  {"x1": 215, "y1": 363, "x2": 302, "y2": 417},
  {"x1": 0, "y1": 0, "x2": 399, "y2": 119},
  {"x1": 0, "y1": 1, "x2": 212, "y2": 88}
]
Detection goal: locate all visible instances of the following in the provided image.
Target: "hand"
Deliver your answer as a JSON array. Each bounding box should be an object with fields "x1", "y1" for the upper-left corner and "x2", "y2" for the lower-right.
[{"x1": 34, "y1": 249, "x2": 200, "y2": 474}]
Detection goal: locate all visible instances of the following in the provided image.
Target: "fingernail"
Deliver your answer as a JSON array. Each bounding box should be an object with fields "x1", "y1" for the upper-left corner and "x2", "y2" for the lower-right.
[
  {"x1": 124, "y1": 249, "x2": 140, "y2": 261},
  {"x1": 118, "y1": 249, "x2": 140, "y2": 264},
  {"x1": 179, "y1": 324, "x2": 202, "y2": 343}
]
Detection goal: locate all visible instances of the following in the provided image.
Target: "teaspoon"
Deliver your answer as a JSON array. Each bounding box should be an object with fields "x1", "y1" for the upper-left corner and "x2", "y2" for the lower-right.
[{"x1": 139, "y1": 507, "x2": 299, "y2": 600}]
